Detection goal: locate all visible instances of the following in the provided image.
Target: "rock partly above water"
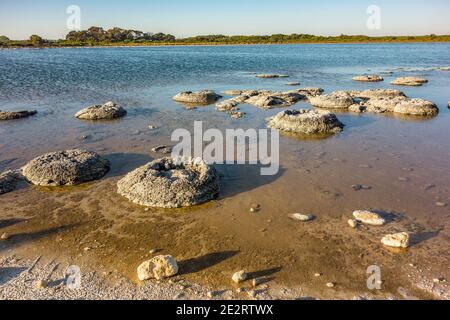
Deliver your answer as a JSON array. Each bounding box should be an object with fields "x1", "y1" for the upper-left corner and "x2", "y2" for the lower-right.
[
  {"x1": 0, "y1": 110, "x2": 37, "y2": 121},
  {"x1": 0, "y1": 171, "x2": 19, "y2": 195},
  {"x1": 391, "y1": 77, "x2": 428, "y2": 86},
  {"x1": 393, "y1": 99, "x2": 439, "y2": 116},
  {"x1": 352, "y1": 75, "x2": 384, "y2": 82},
  {"x1": 137, "y1": 255, "x2": 179, "y2": 281},
  {"x1": 173, "y1": 90, "x2": 222, "y2": 104},
  {"x1": 256, "y1": 74, "x2": 289, "y2": 78},
  {"x1": 350, "y1": 89, "x2": 406, "y2": 100},
  {"x1": 309, "y1": 91, "x2": 355, "y2": 109},
  {"x1": 267, "y1": 109, "x2": 344, "y2": 135},
  {"x1": 381, "y1": 232, "x2": 410, "y2": 248},
  {"x1": 75, "y1": 101, "x2": 127, "y2": 120},
  {"x1": 22, "y1": 149, "x2": 110, "y2": 186},
  {"x1": 117, "y1": 157, "x2": 219, "y2": 208},
  {"x1": 353, "y1": 210, "x2": 387, "y2": 226}
]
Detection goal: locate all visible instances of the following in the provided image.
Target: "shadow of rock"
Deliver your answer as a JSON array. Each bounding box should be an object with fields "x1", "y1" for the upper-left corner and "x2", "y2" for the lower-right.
[
  {"x1": 215, "y1": 164, "x2": 285, "y2": 200},
  {"x1": 247, "y1": 267, "x2": 282, "y2": 280},
  {"x1": 105, "y1": 153, "x2": 152, "y2": 178},
  {"x1": 0, "y1": 218, "x2": 27, "y2": 229},
  {"x1": 178, "y1": 251, "x2": 239, "y2": 275},
  {"x1": 410, "y1": 230, "x2": 441, "y2": 247},
  {"x1": 0, "y1": 267, "x2": 27, "y2": 285}
]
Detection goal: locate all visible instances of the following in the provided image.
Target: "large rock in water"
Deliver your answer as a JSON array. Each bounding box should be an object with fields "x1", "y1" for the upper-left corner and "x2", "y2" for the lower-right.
[
  {"x1": 117, "y1": 157, "x2": 219, "y2": 208},
  {"x1": 350, "y1": 89, "x2": 406, "y2": 100},
  {"x1": 266, "y1": 109, "x2": 344, "y2": 135},
  {"x1": 173, "y1": 90, "x2": 222, "y2": 104},
  {"x1": 391, "y1": 77, "x2": 428, "y2": 86},
  {"x1": 353, "y1": 210, "x2": 386, "y2": 226},
  {"x1": 0, "y1": 110, "x2": 37, "y2": 121},
  {"x1": 352, "y1": 75, "x2": 384, "y2": 82},
  {"x1": 137, "y1": 255, "x2": 179, "y2": 281},
  {"x1": 364, "y1": 97, "x2": 408, "y2": 113},
  {"x1": 381, "y1": 232, "x2": 410, "y2": 248},
  {"x1": 22, "y1": 149, "x2": 110, "y2": 186},
  {"x1": 0, "y1": 171, "x2": 19, "y2": 195},
  {"x1": 309, "y1": 91, "x2": 355, "y2": 109},
  {"x1": 393, "y1": 99, "x2": 439, "y2": 116},
  {"x1": 75, "y1": 101, "x2": 126, "y2": 120}
]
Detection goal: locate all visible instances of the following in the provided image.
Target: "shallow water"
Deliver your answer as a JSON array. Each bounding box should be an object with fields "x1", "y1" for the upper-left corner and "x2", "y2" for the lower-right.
[{"x1": 0, "y1": 44, "x2": 449, "y2": 299}]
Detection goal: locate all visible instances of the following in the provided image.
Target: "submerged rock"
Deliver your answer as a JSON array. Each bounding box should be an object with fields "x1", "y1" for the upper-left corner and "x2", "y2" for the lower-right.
[
  {"x1": 75, "y1": 102, "x2": 126, "y2": 120},
  {"x1": 0, "y1": 171, "x2": 19, "y2": 195},
  {"x1": 256, "y1": 74, "x2": 289, "y2": 78},
  {"x1": 352, "y1": 75, "x2": 384, "y2": 82},
  {"x1": 381, "y1": 232, "x2": 410, "y2": 248},
  {"x1": 353, "y1": 210, "x2": 386, "y2": 226},
  {"x1": 137, "y1": 255, "x2": 179, "y2": 281},
  {"x1": 266, "y1": 109, "x2": 344, "y2": 135},
  {"x1": 391, "y1": 77, "x2": 428, "y2": 86},
  {"x1": 173, "y1": 90, "x2": 222, "y2": 104},
  {"x1": 309, "y1": 91, "x2": 355, "y2": 109},
  {"x1": 0, "y1": 110, "x2": 37, "y2": 121},
  {"x1": 393, "y1": 99, "x2": 439, "y2": 116},
  {"x1": 286, "y1": 82, "x2": 301, "y2": 86},
  {"x1": 22, "y1": 149, "x2": 110, "y2": 186},
  {"x1": 117, "y1": 157, "x2": 219, "y2": 208}
]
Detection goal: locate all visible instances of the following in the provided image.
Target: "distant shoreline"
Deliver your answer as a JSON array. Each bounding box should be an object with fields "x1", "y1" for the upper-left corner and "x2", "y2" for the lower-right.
[{"x1": 2, "y1": 40, "x2": 450, "y2": 50}]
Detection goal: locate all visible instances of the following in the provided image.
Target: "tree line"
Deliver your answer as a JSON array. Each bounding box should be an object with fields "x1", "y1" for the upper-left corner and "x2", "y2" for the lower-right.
[{"x1": 1, "y1": 27, "x2": 449, "y2": 48}]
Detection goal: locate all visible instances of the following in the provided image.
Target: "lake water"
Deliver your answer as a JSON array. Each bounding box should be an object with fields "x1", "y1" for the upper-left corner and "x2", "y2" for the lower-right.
[{"x1": 0, "y1": 44, "x2": 449, "y2": 299}]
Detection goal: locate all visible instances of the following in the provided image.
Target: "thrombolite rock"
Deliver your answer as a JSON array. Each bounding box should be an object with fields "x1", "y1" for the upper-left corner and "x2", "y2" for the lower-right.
[
  {"x1": 352, "y1": 75, "x2": 384, "y2": 82},
  {"x1": 293, "y1": 87, "x2": 324, "y2": 97},
  {"x1": 393, "y1": 99, "x2": 439, "y2": 116},
  {"x1": 172, "y1": 90, "x2": 222, "y2": 104},
  {"x1": 0, "y1": 110, "x2": 37, "y2": 121},
  {"x1": 215, "y1": 99, "x2": 240, "y2": 111},
  {"x1": 363, "y1": 97, "x2": 408, "y2": 113},
  {"x1": 232, "y1": 270, "x2": 248, "y2": 284},
  {"x1": 256, "y1": 74, "x2": 289, "y2": 78},
  {"x1": 0, "y1": 171, "x2": 20, "y2": 195},
  {"x1": 266, "y1": 109, "x2": 344, "y2": 135},
  {"x1": 353, "y1": 210, "x2": 386, "y2": 226},
  {"x1": 117, "y1": 157, "x2": 219, "y2": 208},
  {"x1": 75, "y1": 101, "x2": 126, "y2": 120},
  {"x1": 137, "y1": 255, "x2": 179, "y2": 281},
  {"x1": 391, "y1": 77, "x2": 428, "y2": 86},
  {"x1": 381, "y1": 232, "x2": 410, "y2": 248},
  {"x1": 309, "y1": 91, "x2": 355, "y2": 109},
  {"x1": 350, "y1": 89, "x2": 406, "y2": 100},
  {"x1": 21, "y1": 149, "x2": 110, "y2": 186},
  {"x1": 245, "y1": 91, "x2": 305, "y2": 109}
]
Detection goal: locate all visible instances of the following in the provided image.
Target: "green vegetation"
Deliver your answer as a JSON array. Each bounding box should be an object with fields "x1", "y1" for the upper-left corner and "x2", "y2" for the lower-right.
[{"x1": 1, "y1": 27, "x2": 450, "y2": 48}]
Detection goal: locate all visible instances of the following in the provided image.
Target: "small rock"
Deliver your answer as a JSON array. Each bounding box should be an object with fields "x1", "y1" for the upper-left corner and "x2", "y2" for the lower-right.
[
  {"x1": 352, "y1": 184, "x2": 372, "y2": 191},
  {"x1": 289, "y1": 213, "x2": 315, "y2": 222},
  {"x1": 236, "y1": 287, "x2": 245, "y2": 293},
  {"x1": 173, "y1": 292, "x2": 185, "y2": 299},
  {"x1": 149, "y1": 248, "x2": 159, "y2": 254},
  {"x1": 148, "y1": 125, "x2": 156, "y2": 130},
  {"x1": 1, "y1": 232, "x2": 9, "y2": 240},
  {"x1": 252, "y1": 278, "x2": 265, "y2": 287},
  {"x1": 348, "y1": 219, "x2": 358, "y2": 228},
  {"x1": 353, "y1": 210, "x2": 386, "y2": 226},
  {"x1": 381, "y1": 232, "x2": 410, "y2": 248},
  {"x1": 326, "y1": 282, "x2": 336, "y2": 288},
  {"x1": 250, "y1": 204, "x2": 261, "y2": 213},
  {"x1": 248, "y1": 290, "x2": 257, "y2": 298},
  {"x1": 137, "y1": 255, "x2": 179, "y2": 281},
  {"x1": 436, "y1": 202, "x2": 447, "y2": 207},
  {"x1": 232, "y1": 270, "x2": 248, "y2": 284},
  {"x1": 35, "y1": 279, "x2": 48, "y2": 289},
  {"x1": 314, "y1": 273, "x2": 322, "y2": 277}
]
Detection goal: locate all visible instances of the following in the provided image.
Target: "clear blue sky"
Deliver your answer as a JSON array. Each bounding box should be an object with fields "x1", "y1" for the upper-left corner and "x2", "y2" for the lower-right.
[{"x1": 1, "y1": 0, "x2": 449, "y2": 39}]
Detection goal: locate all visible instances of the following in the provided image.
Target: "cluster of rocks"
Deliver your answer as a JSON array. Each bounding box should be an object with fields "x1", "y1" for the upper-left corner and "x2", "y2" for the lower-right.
[
  {"x1": 348, "y1": 210, "x2": 410, "y2": 249},
  {"x1": 117, "y1": 157, "x2": 220, "y2": 208},
  {"x1": 75, "y1": 101, "x2": 127, "y2": 120},
  {"x1": 0, "y1": 110, "x2": 37, "y2": 121},
  {"x1": 311, "y1": 89, "x2": 439, "y2": 117},
  {"x1": 266, "y1": 109, "x2": 344, "y2": 135}
]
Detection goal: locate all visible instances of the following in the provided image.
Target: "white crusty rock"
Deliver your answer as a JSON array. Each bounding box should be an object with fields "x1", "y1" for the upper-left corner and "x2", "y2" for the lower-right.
[
  {"x1": 22, "y1": 149, "x2": 110, "y2": 186},
  {"x1": 75, "y1": 102, "x2": 126, "y2": 120},
  {"x1": 137, "y1": 255, "x2": 179, "y2": 281},
  {"x1": 117, "y1": 157, "x2": 219, "y2": 208},
  {"x1": 266, "y1": 109, "x2": 344, "y2": 135},
  {"x1": 364, "y1": 97, "x2": 408, "y2": 113},
  {"x1": 391, "y1": 77, "x2": 428, "y2": 86},
  {"x1": 0, "y1": 110, "x2": 37, "y2": 121},
  {"x1": 309, "y1": 91, "x2": 355, "y2": 109},
  {"x1": 173, "y1": 90, "x2": 222, "y2": 104},
  {"x1": 381, "y1": 232, "x2": 410, "y2": 248},
  {"x1": 0, "y1": 171, "x2": 20, "y2": 195},
  {"x1": 289, "y1": 213, "x2": 316, "y2": 222},
  {"x1": 353, "y1": 210, "x2": 386, "y2": 226},
  {"x1": 393, "y1": 99, "x2": 439, "y2": 116},
  {"x1": 350, "y1": 89, "x2": 406, "y2": 100},
  {"x1": 232, "y1": 270, "x2": 248, "y2": 284},
  {"x1": 352, "y1": 75, "x2": 384, "y2": 82}
]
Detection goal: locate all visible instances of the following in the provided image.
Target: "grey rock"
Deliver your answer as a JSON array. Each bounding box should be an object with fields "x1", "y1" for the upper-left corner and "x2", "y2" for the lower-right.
[
  {"x1": 173, "y1": 90, "x2": 222, "y2": 104},
  {"x1": 309, "y1": 91, "x2": 355, "y2": 109},
  {"x1": 0, "y1": 110, "x2": 37, "y2": 121},
  {"x1": 75, "y1": 101, "x2": 126, "y2": 120}
]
